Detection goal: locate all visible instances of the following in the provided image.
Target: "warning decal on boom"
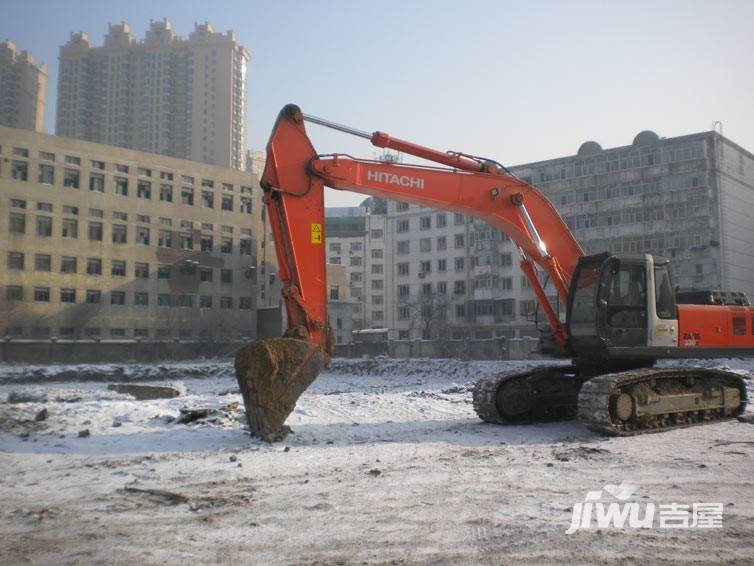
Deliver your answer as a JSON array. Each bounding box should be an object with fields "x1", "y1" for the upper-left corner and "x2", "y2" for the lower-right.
[{"x1": 311, "y1": 223, "x2": 322, "y2": 244}]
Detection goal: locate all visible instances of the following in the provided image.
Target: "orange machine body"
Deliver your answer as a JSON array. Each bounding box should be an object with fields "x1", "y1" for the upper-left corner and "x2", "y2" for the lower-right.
[{"x1": 678, "y1": 305, "x2": 754, "y2": 349}]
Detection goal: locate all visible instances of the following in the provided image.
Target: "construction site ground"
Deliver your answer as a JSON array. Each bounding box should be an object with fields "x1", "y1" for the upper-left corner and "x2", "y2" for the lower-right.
[{"x1": 1, "y1": 357, "x2": 753, "y2": 564}]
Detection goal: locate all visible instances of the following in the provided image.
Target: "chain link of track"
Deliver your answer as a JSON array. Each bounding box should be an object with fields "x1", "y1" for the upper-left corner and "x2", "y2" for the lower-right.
[
  {"x1": 577, "y1": 367, "x2": 748, "y2": 436},
  {"x1": 473, "y1": 366, "x2": 585, "y2": 425}
]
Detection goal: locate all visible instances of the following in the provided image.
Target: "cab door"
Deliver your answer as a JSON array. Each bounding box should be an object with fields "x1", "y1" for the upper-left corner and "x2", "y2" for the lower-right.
[{"x1": 597, "y1": 257, "x2": 649, "y2": 348}]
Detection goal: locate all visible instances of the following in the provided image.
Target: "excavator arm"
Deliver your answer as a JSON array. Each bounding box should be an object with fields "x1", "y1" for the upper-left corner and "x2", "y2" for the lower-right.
[{"x1": 235, "y1": 104, "x2": 583, "y2": 440}]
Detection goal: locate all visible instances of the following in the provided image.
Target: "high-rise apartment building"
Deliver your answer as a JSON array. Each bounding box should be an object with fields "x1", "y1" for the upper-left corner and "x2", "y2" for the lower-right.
[
  {"x1": 0, "y1": 40, "x2": 47, "y2": 132},
  {"x1": 386, "y1": 129, "x2": 754, "y2": 341},
  {"x1": 56, "y1": 20, "x2": 249, "y2": 169},
  {"x1": 1, "y1": 126, "x2": 277, "y2": 342}
]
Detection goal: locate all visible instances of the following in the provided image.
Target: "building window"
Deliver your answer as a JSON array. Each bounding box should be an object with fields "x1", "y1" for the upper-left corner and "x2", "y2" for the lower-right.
[
  {"x1": 221, "y1": 196, "x2": 233, "y2": 211},
  {"x1": 8, "y1": 251, "x2": 25, "y2": 270},
  {"x1": 157, "y1": 265, "x2": 171, "y2": 279},
  {"x1": 180, "y1": 233, "x2": 193, "y2": 250},
  {"x1": 437, "y1": 236, "x2": 447, "y2": 250},
  {"x1": 200, "y1": 295, "x2": 213, "y2": 308},
  {"x1": 38, "y1": 164, "x2": 55, "y2": 185},
  {"x1": 437, "y1": 259, "x2": 447, "y2": 272},
  {"x1": 37, "y1": 202, "x2": 52, "y2": 212},
  {"x1": 221, "y1": 269, "x2": 233, "y2": 284},
  {"x1": 455, "y1": 234, "x2": 465, "y2": 248},
  {"x1": 39, "y1": 151, "x2": 55, "y2": 161},
  {"x1": 398, "y1": 307, "x2": 410, "y2": 320},
  {"x1": 371, "y1": 279, "x2": 384, "y2": 290},
  {"x1": 115, "y1": 177, "x2": 128, "y2": 196},
  {"x1": 113, "y1": 211, "x2": 127, "y2": 221},
  {"x1": 437, "y1": 281, "x2": 447, "y2": 294},
  {"x1": 397, "y1": 219, "x2": 409, "y2": 233},
  {"x1": 200, "y1": 268, "x2": 213, "y2": 282},
  {"x1": 137, "y1": 180, "x2": 151, "y2": 199},
  {"x1": 160, "y1": 184, "x2": 173, "y2": 202},
  {"x1": 9, "y1": 213, "x2": 26, "y2": 234},
  {"x1": 34, "y1": 254, "x2": 51, "y2": 272},
  {"x1": 65, "y1": 155, "x2": 81, "y2": 166},
  {"x1": 181, "y1": 187, "x2": 194, "y2": 205},
  {"x1": 111, "y1": 260, "x2": 126, "y2": 276},
  {"x1": 63, "y1": 205, "x2": 78, "y2": 215},
  {"x1": 36, "y1": 216, "x2": 52, "y2": 237},
  {"x1": 6, "y1": 286, "x2": 23, "y2": 301},
  {"x1": 60, "y1": 289, "x2": 76, "y2": 303},
  {"x1": 11, "y1": 198, "x2": 26, "y2": 209},
  {"x1": 63, "y1": 169, "x2": 80, "y2": 188},
  {"x1": 110, "y1": 328, "x2": 127, "y2": 338},
  {"x1": 371, "y1": 264, "x2": 384, "y2": 274},
  {"x1": 158, "y1": 230, "x2": 172, "y2": 248},
  {"x1": 240, "y1": 197, "x2": 252, "y2": 214},
  {"x1": 240, "y1": 239, "x2": 253, "y2": 256},
  {"x1": 11, "y1": 161, "x2": 28, "y2": 181},
  {"x1": 112, "y1": 224, "x2": 127, "y2": 244},
  {"x1": 201, "y1": 236, "x2": 213, "y2": 251},
  {"x1": 350, "y1": 256, "x2": 362, "y2": 266},
  {"x1": 202, "y1": 191, "x2": 214, "y2": 208},
  {"x1": 114, "y1": 164, "x2": 128, "y2": 173},
  {"x1": 455, "y1": 304, "x2": 466, "y2": 318},
  {"x1": 89, "y1": 208, "x2": 103, "y2": 218},
  {"x1": 397, "y1": 202, "x2": 409, "y2": 211},
  {"x1": 134, "y1": 328, "x2": 149, "y2": 338},
  {"x1": 111, "y1": 291, "x2": 126, "y2": 305},
  {"x1": 454, "y1": 213, "x2": 465, "y2": 225},
  {"x1": 62, "y1": 218, "x2": 78, "y2": 238},
  {"x1": 371, "y1": 229, "x2": 384, "y2": 239},
  {"x1": 61, "y1": 256, "x2": 77, "y2": 273},
  {"x1": 420, "y1": 216, "x2": 431, "y2": 230},
  {"x1": 89, "y1": 173, "x2": 105, "y2": 192},
  {"x1": 135, "y1": 263, "x2": 149, "y2": 278},
  {"x1": 88, "y1": 222, "x2": 103, "y2": 241},
  {"x1": 420, "y1": 238, "x2": 432, "y2": 252},
  {"x1": 397, "y1": 241, "x2": 410, "y2": 255},
  {"x1": 397, "y1": 262, "x2": 409, "y2": 276},
  {"x1": 86, "y1": 258, "x2": 102, "y2": 275},
  {"x1": 398, "y1": 284, "x2": 410, "y2": 297},
  {"x1": 350, "y1": 272, "x2": 362, "y2": 283},
  {"x1": 220, "y1": 296, "x2": 233, "y2": 309},
  {"x1": 420, "y1": 261, "x2": 431, "y2": 274},
  {"x1": 239, "y1": 297, "x2": 253, "y2": 310},
  {"x1": 34, "y1": 287, "x2": 51, "y2": 302},
  {"x1": 90, "y1": 160, "x2": 105, "y2": 170},
  {"x1": 455, "y1": 257, "x2": 465, "y2": 271},
  {"x1": 83, "y1": 290, "x2": 100, "y2": 304},
  {"x1": 134, "y1": 292, "x2": 149, "y2": 306},
  {"x1": 157, "y1": 294, "x2": 171, "y2": 307},
  {"x1": 220, "y1": 238, "x2": 233, "y2": 254},
  {"x1": 176, "y1": 295, "x2": 193, "y2": 308},
  {"x1": 436, "y1": 214, "x2": 447, "y2": 228},
  {"x1": 454, "y1": 280, "x2": 466, "y2": 294},
  {"x1": 136, "y1": 227, "x2": 150, "y2": 245},
  {"x1": 371, "y1": 249, "x2": 383, "y2": 259}
]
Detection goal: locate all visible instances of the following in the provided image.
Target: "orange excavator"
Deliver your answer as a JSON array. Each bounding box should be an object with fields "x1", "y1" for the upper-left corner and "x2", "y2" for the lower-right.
[{"x1": 235, "y1": 104, "x2": 751, "y2": 440}]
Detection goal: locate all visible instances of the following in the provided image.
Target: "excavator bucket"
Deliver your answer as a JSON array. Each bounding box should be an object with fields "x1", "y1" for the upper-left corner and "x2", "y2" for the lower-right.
[{"x1": 234, "y1": 337, "x2": 326, "y2": 441}]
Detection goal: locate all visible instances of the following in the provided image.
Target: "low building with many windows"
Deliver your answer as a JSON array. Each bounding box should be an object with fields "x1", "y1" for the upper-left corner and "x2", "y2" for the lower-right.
[
  {"x1": 0, "y1": 126, "x2": 278, "y2": 344},
  {"x1": 387, "y1": 129, "x2": 754, "y2": 342}
]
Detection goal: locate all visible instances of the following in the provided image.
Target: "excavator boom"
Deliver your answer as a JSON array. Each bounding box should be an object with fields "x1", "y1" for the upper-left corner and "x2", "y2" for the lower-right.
[{"x1": 236, "y1": 104, "x2": 582, "y2": 439}]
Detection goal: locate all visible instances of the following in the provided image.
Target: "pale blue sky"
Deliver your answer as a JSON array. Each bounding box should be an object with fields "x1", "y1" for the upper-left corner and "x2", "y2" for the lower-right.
[{"x1": 3, "y1": 0, "x2": 754, "y2": 206}]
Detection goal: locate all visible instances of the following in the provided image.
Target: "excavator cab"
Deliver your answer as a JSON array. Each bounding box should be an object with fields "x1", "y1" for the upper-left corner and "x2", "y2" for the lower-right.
[{"x1": 567, "y1": 253, "x2": 678, "y2": 361}]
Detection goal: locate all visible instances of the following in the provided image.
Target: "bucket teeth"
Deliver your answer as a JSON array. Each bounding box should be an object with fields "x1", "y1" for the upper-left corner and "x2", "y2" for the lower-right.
[{"x1": 234, "y1": 338, "x2": 326, "y2": 441}]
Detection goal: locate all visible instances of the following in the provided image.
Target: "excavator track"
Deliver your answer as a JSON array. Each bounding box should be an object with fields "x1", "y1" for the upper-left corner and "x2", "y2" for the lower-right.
[
  {"x1": 473, "y1": 365, "x2": 588, "y2": 424},
  {"x1": 578, "y1": 367, "x2": 748, "y2": 436}
]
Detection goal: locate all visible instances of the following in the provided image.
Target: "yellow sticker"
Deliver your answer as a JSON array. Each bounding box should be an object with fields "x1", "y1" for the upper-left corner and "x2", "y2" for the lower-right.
[{"x1": 311, "y1": 223, "x2": 322, "y2": 244}]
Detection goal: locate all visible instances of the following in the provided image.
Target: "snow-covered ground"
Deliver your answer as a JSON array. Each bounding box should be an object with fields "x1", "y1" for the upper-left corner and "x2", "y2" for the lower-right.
[{"x1": 1, "y1": 357, "x2": 753, "y2": 564}]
